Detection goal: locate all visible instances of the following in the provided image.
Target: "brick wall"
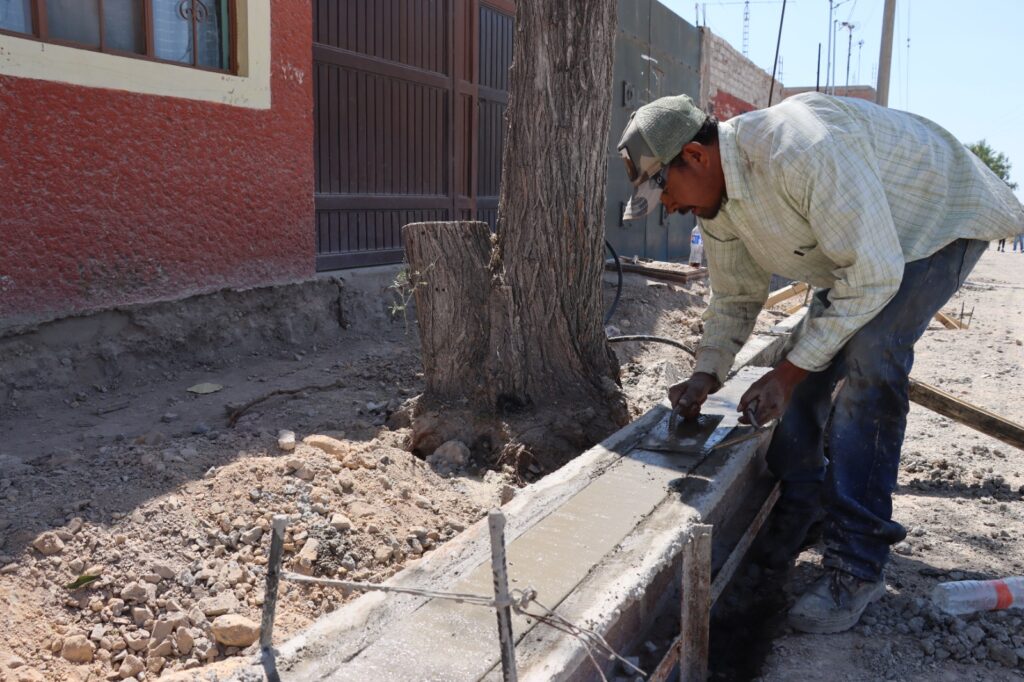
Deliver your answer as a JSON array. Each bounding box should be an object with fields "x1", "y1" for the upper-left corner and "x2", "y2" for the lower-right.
[{"x1": 698, "y1": 27, "x2": 784, "y2": 120}]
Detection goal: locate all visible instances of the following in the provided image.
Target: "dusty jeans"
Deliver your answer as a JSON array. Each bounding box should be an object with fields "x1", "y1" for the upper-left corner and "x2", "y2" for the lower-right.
[{"x1": 765, "y1": 238, "x2": 988, "y2": 581}]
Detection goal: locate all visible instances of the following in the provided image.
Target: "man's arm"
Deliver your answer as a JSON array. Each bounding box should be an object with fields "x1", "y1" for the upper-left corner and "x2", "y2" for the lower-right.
[
  {"x1": 671, "y1": 225, "x2": 771, "y2": 418},
  {"x1": 692, "y1": 225, "x2": 773, "y2": 383}
]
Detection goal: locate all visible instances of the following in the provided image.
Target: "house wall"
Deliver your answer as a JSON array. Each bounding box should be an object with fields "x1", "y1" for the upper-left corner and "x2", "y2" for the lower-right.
[
  {"x1": 698, "y1": 27, "x2": 784, "y2": 120},
  {"x1": 0, "y1": 2, "x2": 314, "y2": 329}
]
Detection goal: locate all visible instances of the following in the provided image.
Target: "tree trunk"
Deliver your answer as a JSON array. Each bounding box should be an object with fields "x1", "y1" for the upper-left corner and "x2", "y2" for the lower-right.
[{"x1": 403, "y1": 1, "x2": 625, "y2": 471}]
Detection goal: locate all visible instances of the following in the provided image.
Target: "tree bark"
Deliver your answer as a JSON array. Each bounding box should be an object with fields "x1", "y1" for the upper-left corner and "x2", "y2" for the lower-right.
[{"x1": 403, "y1": 1, "x2": 625, "y2": 469}]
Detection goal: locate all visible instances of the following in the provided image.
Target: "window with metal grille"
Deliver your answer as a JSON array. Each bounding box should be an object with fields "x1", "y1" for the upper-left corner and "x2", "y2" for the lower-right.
[{"x1": 0, "y1": 0, "x2": 233, "y2": 72}]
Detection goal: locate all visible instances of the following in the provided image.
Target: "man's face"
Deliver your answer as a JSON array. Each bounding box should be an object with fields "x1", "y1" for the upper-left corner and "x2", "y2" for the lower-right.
[{"x1": 659, "y1": 142, "x2": 726, "y2": 220}]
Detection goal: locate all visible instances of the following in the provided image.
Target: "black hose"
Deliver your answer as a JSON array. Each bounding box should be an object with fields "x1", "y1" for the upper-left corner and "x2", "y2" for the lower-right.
[
  {"x1": 603, "y1": 241, "x2": 696, "y2": 358},
  {"x1": 603, "y1": 239, "x2": 622, "y2": 325},
  {"x1": 608, "y1": 335, "x2": 696, "y2": 358}
]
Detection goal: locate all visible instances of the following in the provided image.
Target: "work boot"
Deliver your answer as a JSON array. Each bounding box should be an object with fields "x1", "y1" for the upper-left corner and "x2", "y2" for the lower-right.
[
  {"x1": 752, "y1": 503, "x2": 824, "y2": 569},
  {"x1": 788, "y1": 569, "x2": 885, "y2": 634}
]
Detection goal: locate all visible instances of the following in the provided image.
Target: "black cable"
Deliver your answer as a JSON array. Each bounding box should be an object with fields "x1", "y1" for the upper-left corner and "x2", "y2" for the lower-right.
[
  {"x1": 603, "y1": 239, "x2": 623, "y2": 325},
  {"x1": 607, "y1": 335, "x2": 696, "y2": 358}
]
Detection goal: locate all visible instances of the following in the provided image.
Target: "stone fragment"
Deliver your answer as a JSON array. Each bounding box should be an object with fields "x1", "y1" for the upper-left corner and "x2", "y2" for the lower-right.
[
  {"x1": 123, "y1": 631, "x2": 149, "y2": 652},
  {"x1": 148, "y1": 656, "x2": 166, "y2": 674},
  {"x1": 989, "y1": 642, "x2": 1019, "y2": 668},
  {"x1": 131, "y1": 606, "x2": 153, "y2": 626},
  {"x1": 240, "y1": 527, "x2": 264, "y2": 545},
  {"x1": 278, "y1": 430, "x2": 296, "y2": 452},
  {"x1": 175, "y1": 627, "x2": 195, "y2": 655},
  {"x1": 149, "y1": 638, "x2": 173, "y2": 657},
  {"x1": 198, "y1": 593, "x2": 239, "y2": 617},
  {"x1": 426, "y1": 440, "x2": 470, "y2": 472},
  {"x1": 211, "y1": 614, "x2": 260, "y2": 647},
  {"x1": 293, "y1": 539, "x2": 319, "y2": 575},
  {"x1": 118, "y1": 654, "x2": 144, "y2": 679},
  {"x1": 61, "y1": 634, "x2": 95, "y2": 663},
  {"x1": 329, "y1": 514, "x2": 352, "y2": 531},
  {"x1": 347, "y1": 500, "x2": 375, "y2": 518},
  {"x1": 151, "y1": 563, "x2": 175, "y2": 580},
  {"x1": 120, "y1": 581, "x2": 154, "y2": 603},
  {"x1": 303, "y1": 434, "x2": 349, "y2": 458},
  {"x1": 32, "y1": 532, "x2": 64, "y2": 556}
]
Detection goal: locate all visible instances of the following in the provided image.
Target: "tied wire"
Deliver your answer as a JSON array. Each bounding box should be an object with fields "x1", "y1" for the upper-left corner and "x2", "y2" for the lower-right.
[
  {"x1": 281, "y1": 573, "x2": 647, "y2": 680},
  {"x1": 511, "y1": 590, "x2": 647, "y2": 681}
]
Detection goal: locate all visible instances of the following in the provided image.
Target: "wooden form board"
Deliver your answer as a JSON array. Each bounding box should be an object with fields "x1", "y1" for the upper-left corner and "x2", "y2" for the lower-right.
[
  {"x1": 764, "y1": 282, "x2": 808, "y2": 308},
  {"x1": 909, "y1": 379, "x2": 1024, "y2": 450}
]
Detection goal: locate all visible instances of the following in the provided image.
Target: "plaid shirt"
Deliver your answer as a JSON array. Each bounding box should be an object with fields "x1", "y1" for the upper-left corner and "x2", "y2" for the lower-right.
[{"x1": 695, "y1": 93, "x2": 1024, "y2": 380}]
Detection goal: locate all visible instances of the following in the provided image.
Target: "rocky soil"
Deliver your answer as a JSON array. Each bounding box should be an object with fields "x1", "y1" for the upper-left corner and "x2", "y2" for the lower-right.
[{"x1": 0, "y1": 267, "x2": 711, "y2": 681}]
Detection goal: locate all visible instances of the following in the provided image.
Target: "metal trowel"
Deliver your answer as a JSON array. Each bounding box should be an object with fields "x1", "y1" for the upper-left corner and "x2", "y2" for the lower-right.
[{"x1": 639, "y1": 390, "x2": 745, "y2": 454}]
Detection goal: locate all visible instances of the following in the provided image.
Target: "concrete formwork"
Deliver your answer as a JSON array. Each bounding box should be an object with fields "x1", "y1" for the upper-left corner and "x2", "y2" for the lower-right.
[{"x1": 252, "y1": 319, "x2": 802, "y2": 681}]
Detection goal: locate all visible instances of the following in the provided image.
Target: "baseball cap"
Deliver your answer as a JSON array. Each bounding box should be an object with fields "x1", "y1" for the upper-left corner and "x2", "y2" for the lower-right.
[{"x1": 617, "y1": 94, "x2": 708, "y2": 220}]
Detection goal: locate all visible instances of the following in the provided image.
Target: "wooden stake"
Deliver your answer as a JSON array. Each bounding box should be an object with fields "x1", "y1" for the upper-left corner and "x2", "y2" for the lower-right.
[
  {"x1": 909, "y1": 379, "x2": 1024, "y2": 450},
  {"x1": 680, "y1": 524, "x2": 712, "y2": 682},
  {"x1": 933, "y1": 312, "x2": 964, "y2": 330}
]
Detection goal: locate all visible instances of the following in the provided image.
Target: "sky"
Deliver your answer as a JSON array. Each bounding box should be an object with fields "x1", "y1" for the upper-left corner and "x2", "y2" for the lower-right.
[{"x1": 661, "y1": 0, "x2": 1024, "y2": 198}]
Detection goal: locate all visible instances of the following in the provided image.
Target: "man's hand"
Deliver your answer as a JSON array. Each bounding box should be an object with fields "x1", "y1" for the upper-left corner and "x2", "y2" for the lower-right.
[
  {"x1": 738, "y1": 359, "x2": 809, "y2": 425},
  {"x1": 668, "y1": 372, "x2": 721, "y2": 420}
]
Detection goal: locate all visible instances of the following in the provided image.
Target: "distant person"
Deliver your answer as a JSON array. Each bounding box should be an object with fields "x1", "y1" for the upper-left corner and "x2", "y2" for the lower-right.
[
  {"x1": 617, "y1": 92, "x2": 1024, "y2": 635},
  {"x1": 1013, "y1": 233, "x2": 1024, "y2": 252},
  {"x1": 997, "y1": 237, "x2": 1007, "y2": 251}
]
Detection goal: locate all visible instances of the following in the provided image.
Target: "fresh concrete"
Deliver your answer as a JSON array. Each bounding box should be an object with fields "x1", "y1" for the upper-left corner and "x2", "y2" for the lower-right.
[{"x1": 255, "y1": 322, "x2": 799, "y2": 681}]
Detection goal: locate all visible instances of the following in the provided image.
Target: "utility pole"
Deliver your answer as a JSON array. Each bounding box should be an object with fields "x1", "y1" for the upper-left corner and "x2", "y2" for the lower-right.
[
  {"x1": 857, "y1": 39, "x2": 864, "y2": 83},
  {"x1": 842, "y1": 21, "x2": 855, "y2": 92},
  {"x1": 827, "y1": 18, "x2": 835, "y2": 93},
  {"x1": 825, "y1": 0, "x2": 834, "y2": 92},
  {"x1": 742, "y1": 0, "x2": 750, "y2": 56},
  {"x1": 876, "y1": 0, "x2": 897, "y2": 106}
]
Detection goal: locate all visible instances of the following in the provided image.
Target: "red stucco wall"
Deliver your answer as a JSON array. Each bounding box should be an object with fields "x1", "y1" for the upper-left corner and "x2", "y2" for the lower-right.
[{"x1": 0, "y1": 3, "x2": 313, "y2": 329}]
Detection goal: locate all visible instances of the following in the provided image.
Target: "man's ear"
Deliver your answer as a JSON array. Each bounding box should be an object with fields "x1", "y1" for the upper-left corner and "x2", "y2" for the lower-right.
[{"x1": 682, "y1": 141, "x2": 709, "y2": 169}]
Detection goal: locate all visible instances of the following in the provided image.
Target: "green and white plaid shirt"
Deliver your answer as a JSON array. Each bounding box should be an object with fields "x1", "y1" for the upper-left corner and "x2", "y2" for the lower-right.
[{"x1": 695, "y1": 93, "x2": 1024, "y2": 381}]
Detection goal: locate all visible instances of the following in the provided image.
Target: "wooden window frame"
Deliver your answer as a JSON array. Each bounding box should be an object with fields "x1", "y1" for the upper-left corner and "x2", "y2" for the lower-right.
[{"x1": 0, "y1": 0, "x2": 237, "y2": 74}]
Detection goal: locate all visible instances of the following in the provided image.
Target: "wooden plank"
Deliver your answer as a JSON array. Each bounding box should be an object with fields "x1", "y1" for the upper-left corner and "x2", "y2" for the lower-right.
[
  {"x1": 782, "y1": 298, "x2": 807, "y2": 316},
  {"x1": 909, "y1": 379, "x2": 1024, "y2": 450},
  {"x1": 764, "y1": 281, "x2": 808, "y2": 308},
  {"x1": 710, "y1": 483, "x2": 779, "y2": 603},
  {"x1": 680, "y1": 524, "x2": 712, "y2": 682},
  {"x1": 933, "y1": 311, "x2": 964, "y2": 330},
  {"x1": 605, "y1": 260, "x2": 709, "y2": 283}
]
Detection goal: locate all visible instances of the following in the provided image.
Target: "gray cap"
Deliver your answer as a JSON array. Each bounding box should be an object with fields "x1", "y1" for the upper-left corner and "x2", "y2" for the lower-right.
[{"x1": 617, "y1": 94, "x2": 708, "y2": 220}]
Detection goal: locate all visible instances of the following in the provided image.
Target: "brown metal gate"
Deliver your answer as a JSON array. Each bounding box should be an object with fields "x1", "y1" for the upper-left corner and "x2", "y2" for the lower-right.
[{"x1": 313, "y1": 0, "x2": 515, "y2": 270}]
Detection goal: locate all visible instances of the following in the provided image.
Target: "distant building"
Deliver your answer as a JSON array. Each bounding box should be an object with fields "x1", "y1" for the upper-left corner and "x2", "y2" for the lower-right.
[{"x1": 783, "y1": 85, "x2": 878, "y2": 102}]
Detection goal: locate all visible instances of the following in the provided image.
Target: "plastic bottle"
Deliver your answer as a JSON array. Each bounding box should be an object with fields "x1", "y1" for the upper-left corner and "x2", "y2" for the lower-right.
[
  {"x1": 930, "y1": 577, "x2": 1024, "y2": 616},
  {"x1": 688, "y1": 226, "x2": 704, "y2": 267}
]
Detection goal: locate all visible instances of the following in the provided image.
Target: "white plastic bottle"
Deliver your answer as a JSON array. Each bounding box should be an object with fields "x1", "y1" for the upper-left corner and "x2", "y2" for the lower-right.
[
  {"x1": 930, "y1": 577, "x2": 1024, "y2": 616},
  {"x1": 688, "y1": 226, "x2": 704, "y2": 267}
]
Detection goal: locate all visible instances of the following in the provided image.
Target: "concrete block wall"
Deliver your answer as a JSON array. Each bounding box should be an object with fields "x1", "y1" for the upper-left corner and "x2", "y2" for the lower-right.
[{"x1": 698, "y1": 27, "x2": 784, "y2": 120}]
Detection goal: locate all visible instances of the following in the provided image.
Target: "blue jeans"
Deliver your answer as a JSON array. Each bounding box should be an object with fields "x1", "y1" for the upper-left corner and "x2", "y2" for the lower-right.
[
  {"x1": 1013, "y1": 235, "x2": 1024, "y2": 252},
  {"x1": 765, "y1": 238, "x2": 987, "y2": 581}
]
